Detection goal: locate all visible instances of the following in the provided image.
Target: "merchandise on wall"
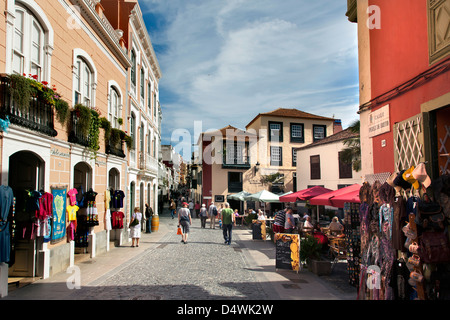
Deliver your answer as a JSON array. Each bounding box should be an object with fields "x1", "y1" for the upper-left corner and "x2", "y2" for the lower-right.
[
  {"x1": 109, "y1": 188, "x2": 125, "y2": 229},
  {"x1": 357, "y1": 164, "x2": 450, "y2": 300},
  {"x1": 344, "y1": 202, "x2": 361, "y2": 287}
]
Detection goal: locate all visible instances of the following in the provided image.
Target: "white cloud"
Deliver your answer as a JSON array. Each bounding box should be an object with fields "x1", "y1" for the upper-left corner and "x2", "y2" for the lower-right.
[{"x1": 141, "y1": 0, "x2": 359, "y2": 144}]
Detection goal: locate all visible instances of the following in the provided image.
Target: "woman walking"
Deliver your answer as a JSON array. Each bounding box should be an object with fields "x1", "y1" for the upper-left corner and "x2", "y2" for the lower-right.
[
  {"x1": 130, "y1": 207, "x2": 142, "y2": 247},
  {"x1": 178, "y1": 202, "x2": 192, "y2": 244}
]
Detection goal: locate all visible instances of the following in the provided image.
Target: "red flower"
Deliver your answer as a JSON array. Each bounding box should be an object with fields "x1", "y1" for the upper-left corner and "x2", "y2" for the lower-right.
[
  {"x1": 41, "y1": 81, "x2": 48, "y2": 86},
  {"x1": 31, "y1": 74, "x2": 38, "y2": 80}
]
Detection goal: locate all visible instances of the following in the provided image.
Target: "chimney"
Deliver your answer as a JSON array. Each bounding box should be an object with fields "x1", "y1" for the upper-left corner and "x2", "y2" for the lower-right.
[{"x1": 333, "y1": 119, "x2": 343, "y2": 134}]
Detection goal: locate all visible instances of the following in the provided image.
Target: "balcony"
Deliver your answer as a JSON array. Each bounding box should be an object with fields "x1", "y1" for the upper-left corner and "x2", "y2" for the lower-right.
[
  {"x1": 222, "y1": 155, "x2": 251, "y2": 169},
  {"x1": 106, "y1": 140, "x2": 125, "y2": 158},
  {"x1": 139, "y1": 153, "x2": 159, "y2": 174},
  {"x1": 68, "y1": 111, "x2": 90, "y2": 147},
  {"x1": 0, "y1": 74, "x2": 57, "y2": 137}
]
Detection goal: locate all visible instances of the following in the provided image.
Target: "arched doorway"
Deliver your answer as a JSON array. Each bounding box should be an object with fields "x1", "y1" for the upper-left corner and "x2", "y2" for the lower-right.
[
  {"x1": 73, "y1": 162, "x2": 92, "y2": 191},
  {"x1": 8, "y1": 151, "x2": 45, "y2": 277}
]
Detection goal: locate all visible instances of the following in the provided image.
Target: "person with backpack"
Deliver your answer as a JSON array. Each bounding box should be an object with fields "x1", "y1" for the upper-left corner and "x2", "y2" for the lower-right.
[{"x1": 208, "y1": 202, "x2": 218, "y2": 229}]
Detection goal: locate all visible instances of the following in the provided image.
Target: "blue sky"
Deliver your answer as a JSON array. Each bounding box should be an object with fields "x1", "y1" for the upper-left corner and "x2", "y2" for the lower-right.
[{"x1": 140, "y1": 0, "x2": 359, "y2": 153}]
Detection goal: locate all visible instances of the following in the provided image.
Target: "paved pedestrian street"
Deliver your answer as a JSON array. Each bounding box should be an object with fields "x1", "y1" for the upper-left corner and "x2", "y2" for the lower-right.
[
  {"x1": 3, "y1": 211, "x2": 356, "y2": 302},
  {"x1": 71, "y1": 218, "x2": 270, "y2": 300}
]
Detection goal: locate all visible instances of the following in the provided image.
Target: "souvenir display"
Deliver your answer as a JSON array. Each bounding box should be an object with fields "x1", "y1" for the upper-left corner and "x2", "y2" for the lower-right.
[{"x1": 355, "y1": 166, "x2": 450, "y2": 300}]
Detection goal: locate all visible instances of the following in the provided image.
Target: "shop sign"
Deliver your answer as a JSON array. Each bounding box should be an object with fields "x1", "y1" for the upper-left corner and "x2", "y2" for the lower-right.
[{"x1": 368, "y1": 104, "x2": 390, "y2": 138}]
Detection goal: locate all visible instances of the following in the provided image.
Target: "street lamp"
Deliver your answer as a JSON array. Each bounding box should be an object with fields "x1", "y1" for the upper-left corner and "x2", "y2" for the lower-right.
[{"x1": 254, "y1": 161, "x2": 260, "y2": 175}]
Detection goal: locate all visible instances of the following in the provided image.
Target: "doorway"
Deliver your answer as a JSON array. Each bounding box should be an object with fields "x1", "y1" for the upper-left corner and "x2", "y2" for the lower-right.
[{"x1": 8, "y1": 151, "x2": 45, "y2": 277}]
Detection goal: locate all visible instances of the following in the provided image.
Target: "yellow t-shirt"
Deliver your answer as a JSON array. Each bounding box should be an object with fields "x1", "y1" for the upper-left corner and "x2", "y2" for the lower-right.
[{"x1": 67, "y1": 205, "x2": 79, "y2": 221}]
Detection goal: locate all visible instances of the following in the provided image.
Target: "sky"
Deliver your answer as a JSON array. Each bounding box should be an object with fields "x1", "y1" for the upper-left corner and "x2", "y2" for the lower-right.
[{"x1": 140, "y1": 0, "x2": 359, "y2": 157}]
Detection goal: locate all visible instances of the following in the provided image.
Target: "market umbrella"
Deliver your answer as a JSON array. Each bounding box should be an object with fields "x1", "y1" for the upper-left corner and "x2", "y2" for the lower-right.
[
  {"x1": 245, "y1": 190, "x2": 280, "y2": 203},
  {"x1": 227, "y1": 191, "x2": 251, "y2": 201},
  {"x1": 279, "y1": 186, "x2": 333, "y2": 202},
  {"x1": 330, "y1": 189, "x2": 361, "y2": 208},
  {"x1": 309, "y1": 184, "x2": 361, "y2": 207}
]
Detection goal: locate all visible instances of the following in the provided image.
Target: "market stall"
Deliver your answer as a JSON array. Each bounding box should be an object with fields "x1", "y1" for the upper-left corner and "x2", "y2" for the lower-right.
[{"x1": 356, "y1": 167, "x2": 450, "y2": 300}]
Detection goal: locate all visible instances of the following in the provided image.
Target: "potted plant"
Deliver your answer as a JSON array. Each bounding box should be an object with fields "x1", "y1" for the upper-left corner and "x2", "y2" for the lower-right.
[{"x1": 300, "y1": 235, "x2": 331, "y2": 276}]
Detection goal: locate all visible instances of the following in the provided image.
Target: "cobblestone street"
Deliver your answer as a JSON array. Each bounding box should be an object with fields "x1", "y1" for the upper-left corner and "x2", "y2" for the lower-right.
[
  {"x1": 69, "y1": 217, "x2": 270, "y2": 300},
  {"x1": 3, "y1": 209, "x2": 357, "y2": 301}
]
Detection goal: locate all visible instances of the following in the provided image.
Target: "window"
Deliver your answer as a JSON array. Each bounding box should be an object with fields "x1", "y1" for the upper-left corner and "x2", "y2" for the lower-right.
[
  {"x1": 228, "y1": 172, "x2": 243, "y2": 193},
  {"x1": 147, "y1": 83, "x2": 151, "y2": 112},
  {"x1": 292, "y1": 148, "x2": 297, "y2": 166},
  {"x1": 269, "y1": 121, "x2": 283, "y2": 142},
  {"x1": 310, "y1": 155, "x2": 320, "y2": 180},
  {"x1": 130, "y1": 113, "x2": 136, "y2": 150},
  {"x1": 12, "y1": 5, "x2": 45, "y2": 80},
  {"x1": 338, "y1": 151, "x2": 353, "y2": 179},
  {"x1": 109, "y1": 87, "x2": 120, "y2": 128},
  {"x1": 153, "y1": 92, "x2": 157, "y2": 118},
  {"x1": 140, "y1": 68, "x2": 145, "y2": 100},
  {"x1": 147, "y1": 131, "x2": 151, "y2": 155},
  {"x1": 225, "y1": 142, "x2": 247, "y2": 165},
  {"x1": 131, "y1": 50, "x2": 136, "y2": 87},
  {"x1": 74, "y1": 57, "x2": 93, "y2": 107},
  {"x1": 427, "y1": 0, "x2": 450, "y2": 64},
  {"x1": 290, "y1": 123, "x2": 304, "y2": 143},
  {"x1": 270, "y1": 146, "x2": 282, "y2": 166},
  {"x1": 313, "y1": 125, "x2": 327, "y2": 142}
]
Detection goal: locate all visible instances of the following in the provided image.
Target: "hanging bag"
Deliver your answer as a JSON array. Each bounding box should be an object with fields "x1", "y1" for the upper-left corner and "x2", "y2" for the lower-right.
[
  {"x1": 417, "y1": 193, "x2": 446, "y2": 230},
  {"x1": 177, "y1": 225, "x2": 182, "y2": 235},
  {"x1": 129, "y1": 218, "x2": 139, "y2": 228},
  {"x1": 418, "y1": 231, "x2": 450, "y2": 264}
]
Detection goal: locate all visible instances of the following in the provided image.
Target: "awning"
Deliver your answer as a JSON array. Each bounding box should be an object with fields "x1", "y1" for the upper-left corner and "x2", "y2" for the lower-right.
[
  {"x1": 309, "y1": 184, "x2": 361, "y2": 207},
  {"x1": 227, "y1": 191, "x2": 251, "y2": 201},
  {"x1": 245, "y1": 190, "x2": 280, "y2": 203},
  {"x1": 330, "y1": 189, "x2": 361, "y2": 208},
  {"x1": 279, "y1": 186, "x2": 333, "y2": 202}
]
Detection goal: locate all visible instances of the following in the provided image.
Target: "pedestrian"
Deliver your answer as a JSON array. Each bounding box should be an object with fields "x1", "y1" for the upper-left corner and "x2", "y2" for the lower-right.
[
  {"x1": 130, "y1": 207, "x2": 142, "y2": 247},
  {"x1": 273, "y1": 209, "x2": 286, "y2": 233},
  {"x1": 221, "y1": 202, "x2": 235, "y2": 245},
  {"x1": 199, "y1": 203, "x2": 208, "y2": 228},
  {"x1": 195, "y1": 201, "x2": 200, "y2": 218},
  {"x1": 145, "y1": 203, "x2": 153, "y2": 233},
  {"x1": 208, "y1": 202, "x2": 218, "y2": 229},
  {"x1": 189, "y1": 200, "x2": 194, "y2": 218},
  {"x1": 169, "y1": 199, "x2": 176, "y2": 219},
  {"x1": 178, "y1": 202, "x2": 192, "y2": 244},
  {"x1": 284, "y1": 208, "x2": 296, "y2": 233}
]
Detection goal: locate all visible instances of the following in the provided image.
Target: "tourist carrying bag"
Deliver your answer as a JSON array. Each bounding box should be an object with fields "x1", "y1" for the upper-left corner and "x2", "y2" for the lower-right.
[{"x1": 129, "y1": 218, "x2": 139, "y2": 227}]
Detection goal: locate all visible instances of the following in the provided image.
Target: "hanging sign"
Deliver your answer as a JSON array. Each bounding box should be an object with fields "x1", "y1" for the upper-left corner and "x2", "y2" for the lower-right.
[
  {"x1": 51, "y1": 187, "x2": 67, "y2": 243},
  {"x1": 368, "y1": 104, "x2": 390, "y2": 138},
  {"x1": 275, "y1": 233, "x2": 300, "y2": 272}
]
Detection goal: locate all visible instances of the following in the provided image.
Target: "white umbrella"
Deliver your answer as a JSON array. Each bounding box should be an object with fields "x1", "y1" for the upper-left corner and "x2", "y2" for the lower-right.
[
  {"x1": 227, "y1": 191, "x2": 251, "y2": 201},
  {"x1": 245, "y1": 190, "x2": 280, "y2": 203}
]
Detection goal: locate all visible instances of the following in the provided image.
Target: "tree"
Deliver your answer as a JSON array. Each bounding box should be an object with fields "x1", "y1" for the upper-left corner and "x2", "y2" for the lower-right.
[{"x1": 341, "y1": 120, "x2": 361, "y2": 172}]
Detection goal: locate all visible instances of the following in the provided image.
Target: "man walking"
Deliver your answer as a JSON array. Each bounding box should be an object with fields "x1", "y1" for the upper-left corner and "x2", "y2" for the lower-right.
[
  {"x1": 221, "y1": 203, "x2": 235, "y2": 245},
  {"x1": 208, "y1": 202, "x2": 218, "y2": 229}
]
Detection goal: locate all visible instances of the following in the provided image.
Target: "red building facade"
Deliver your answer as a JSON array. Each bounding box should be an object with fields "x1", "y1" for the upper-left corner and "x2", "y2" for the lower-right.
[{"x1": 349, "y1": 0, "x2": 450, "y2": 180}]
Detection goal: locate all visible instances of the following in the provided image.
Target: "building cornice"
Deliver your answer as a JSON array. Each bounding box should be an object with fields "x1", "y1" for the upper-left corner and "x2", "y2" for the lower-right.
[
  {"x1": 130, "y1": 5, "x2": 162, "y2": 80},
  {"x1": 70, "y1": 0, "x2": 131, "y2": 68}
]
